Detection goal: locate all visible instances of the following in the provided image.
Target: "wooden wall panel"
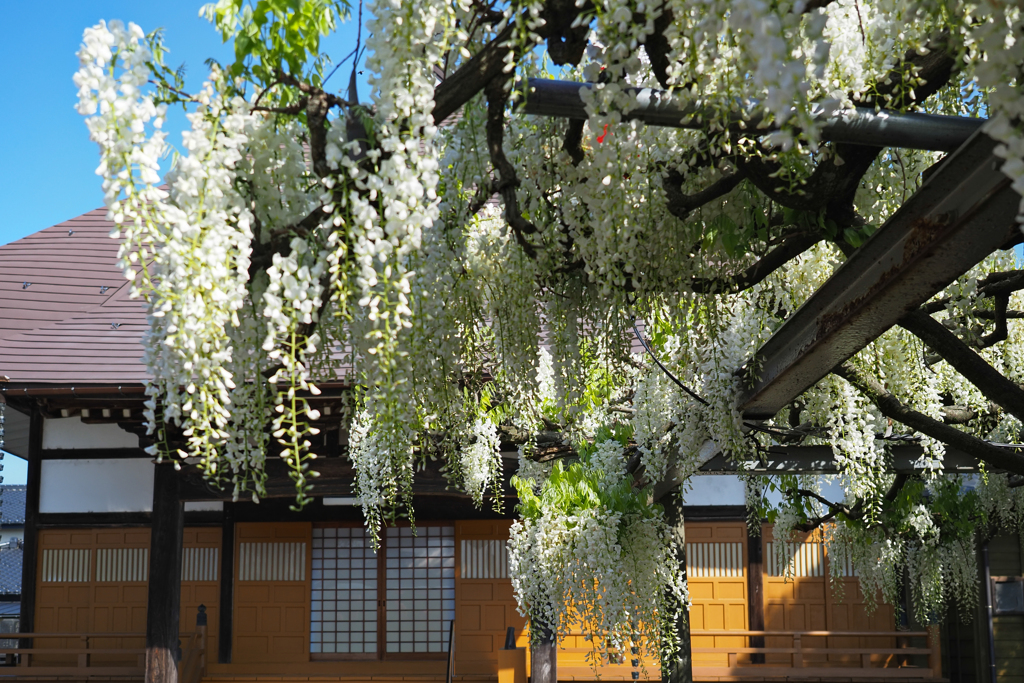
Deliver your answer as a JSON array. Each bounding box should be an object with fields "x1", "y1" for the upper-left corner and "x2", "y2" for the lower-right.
[
  {"x1": 687, "y1": 522, "x2": 749, "y2": 668},
  {"x1": 762, "y1": 524, "x2": 895, "y2": 666},
  {"x1": 454, "y1": 520, "x2": 525, "y2": 675},
  {"x1": 233, "y1": 522, "x2": 311, "y2": 663},
  {"x1": 990, "y1": 534, "x2": 1024, "y2": 683},
  {"x1": 33, "y1": 527, "x2": 221, "y2": 667},
  {"x1": 181, "y1": 527, "x2": 222, "y2": 661}
]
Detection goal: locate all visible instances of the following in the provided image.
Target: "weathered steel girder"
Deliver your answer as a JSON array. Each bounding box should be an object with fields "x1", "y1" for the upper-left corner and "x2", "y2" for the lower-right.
[
  {"x1": 522, "y1": 78, "x2": 985, "y2": 152},
  {"x1": 736, "y1": 131, "x2": 1020, "y2": 419}
]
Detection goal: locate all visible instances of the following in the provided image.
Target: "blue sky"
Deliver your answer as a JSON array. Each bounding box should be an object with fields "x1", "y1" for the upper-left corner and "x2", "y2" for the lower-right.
[
  {"x1": 0, "y1": 1, "x2": 367, "y2": 248},
  {"x1": 0, "y1": 1, "x2": 367, "y2": 483}
]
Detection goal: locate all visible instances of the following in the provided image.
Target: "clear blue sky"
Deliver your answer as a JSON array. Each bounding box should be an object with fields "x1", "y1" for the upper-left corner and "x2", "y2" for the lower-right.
[
  {"x1": 0, "y1": 1, "x2": 367, "y2": 248},
  {"x1": 0, "y1": 2, "x2": 367, "y2": 484}
]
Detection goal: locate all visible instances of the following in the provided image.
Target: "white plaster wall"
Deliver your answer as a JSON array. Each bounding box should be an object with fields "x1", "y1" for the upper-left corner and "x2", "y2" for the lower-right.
[
  {"x1": 42, "y1": 417, "x2": 139, "y2": 450},
  {"x1": 40, "y1": 459, "x2": 154, "y2": 513},
  {"x1": 184, "y1": 501, "x2": 223, "y2": 512},
  {"x1": 762, "y1": 476, "x2": 847, "y2": 508},
  {"x1": 682, "y1": 475, "x2": 746, "y2": 506}
]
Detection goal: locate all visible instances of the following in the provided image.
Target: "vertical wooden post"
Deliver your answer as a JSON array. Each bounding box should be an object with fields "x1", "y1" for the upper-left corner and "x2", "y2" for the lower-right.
[
  {"x1": 662, "y1": 490, "x2": 693, "y2": 683},
  {"x1": 529, "y1": 623, "x2": 557, "y2": 683},
  {"x1": 18, "y1": 408, "x2": 43, "y2": 656},
  {"x1": 145, "y1": 463, "x2": 184, "y2": 683},
  {"x1": 746, "y1": 524, "x2": 765, "y2": 663},
  {"x1": 217, "y1": 503, "x2": 234, "y2": 664}
]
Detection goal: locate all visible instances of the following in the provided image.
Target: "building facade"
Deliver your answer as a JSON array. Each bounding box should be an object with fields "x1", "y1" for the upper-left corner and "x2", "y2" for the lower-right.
[{"x1": 1, "y1": 207, "x2": 1019, "y2": 682}]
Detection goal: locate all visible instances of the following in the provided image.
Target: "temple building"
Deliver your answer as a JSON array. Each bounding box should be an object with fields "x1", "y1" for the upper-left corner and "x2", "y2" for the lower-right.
[{"x1": 0, "y1": 207, "x2": 1020, "y2": 682}]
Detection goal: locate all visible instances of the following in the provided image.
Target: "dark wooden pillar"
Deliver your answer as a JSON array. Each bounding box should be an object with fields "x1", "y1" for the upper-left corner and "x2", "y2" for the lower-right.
[
  {"x1": 747, "y1": 523, "x2": 765, "y2": 662},
  {"x1": 19, "y1": 409, "x2": 43, "y2": 647},
  {"x1": 146, "y1": 463, "x2": 184, "y2": 683},
  {"x1": 662, "y1": 490, "x2": 692, "y2": 683},
  {"x1": 218, "y1": 502, "x2": 234, "y2": 663},
  {"x1": 530, "y1": 623, "x2": 556, "y2": 683}
]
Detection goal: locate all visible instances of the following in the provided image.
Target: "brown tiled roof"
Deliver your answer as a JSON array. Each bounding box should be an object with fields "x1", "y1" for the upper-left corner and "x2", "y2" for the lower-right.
[{"x1": 0, "y1": 208, "x2": 148, "y2": 386}]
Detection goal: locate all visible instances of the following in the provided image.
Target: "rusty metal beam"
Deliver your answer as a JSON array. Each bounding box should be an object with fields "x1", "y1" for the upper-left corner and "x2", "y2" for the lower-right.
[
  {"x1": 737, "y1": 130, "x2": 1020, "y2": 420},
  {"x1": 522, "y1": 78, "x2": 985, "y2": 152}
]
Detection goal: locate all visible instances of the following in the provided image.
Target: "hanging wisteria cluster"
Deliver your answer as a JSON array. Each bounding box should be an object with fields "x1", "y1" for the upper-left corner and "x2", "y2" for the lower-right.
[
  {"x1": 76, "y1": 0, "x2": 1024, "y2": 663},
  {"x1": 510, "y1": 434, "x2": 688, "y2": 663}
]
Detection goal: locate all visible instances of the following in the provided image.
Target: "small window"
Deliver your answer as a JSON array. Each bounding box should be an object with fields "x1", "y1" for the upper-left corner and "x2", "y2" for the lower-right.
[{"x1": 993, "y1": 578, "x2": 1024, "y2": 615}]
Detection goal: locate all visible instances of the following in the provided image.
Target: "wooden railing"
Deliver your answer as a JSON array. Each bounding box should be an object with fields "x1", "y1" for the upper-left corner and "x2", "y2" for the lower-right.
[
  {"x1": 179, "y1": 606, "x2": 209, "y2": 683},
  {"x1": 0, "y1": 607, "x2": 208, "y2": 680},
  {"x1": 556, "y1": 628, "x2": 941, "y2": 681},
  {"x1": 690, "y1": 629, "x2": 942, "y2": 680},
  {"x1": 0, "y1": 632, "x2": 147, "y2": 677},
  {"x1": 0, "y1": 630, "x2": 207, "y2": 679}
]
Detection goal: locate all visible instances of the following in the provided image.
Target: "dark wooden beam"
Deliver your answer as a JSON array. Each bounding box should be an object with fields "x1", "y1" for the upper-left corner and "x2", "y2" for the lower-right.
[
  {"x1": 39, "y1": 448, "x2": 152, "y2": 460},
  {"x1": 18, "y1": 409, "x2": 43, "y2": 650},
  {"x1": 679, "y1": 505, "x2": 747, "y2": 521},
  {"x1": 35, "y1": 510, "x2": 221, "y2": 528},
  {"x1": 747, "y1": 526, "x2": 765, "y2": 663},
  {"x1": 38, "y1": 512, "x2": 151, "y2": 527},
  {"x1": 177, "y1": 455, "x2": 520, "y2": 502},
  {"x1": 228, "y1": 494, "x2": 516, "y2": 522},
  {"x1": 218, "y1": 503, "x2": 234, "y2": 664},
  {"x1": 145, "y1": 463, "x2": 184, "y2": 683},
  {"x1": 663, "y1": 490, "x2": 693, "y2": 683}
]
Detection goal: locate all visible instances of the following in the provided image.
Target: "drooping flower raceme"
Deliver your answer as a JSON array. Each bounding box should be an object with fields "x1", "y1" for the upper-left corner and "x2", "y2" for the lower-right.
[
  {"x1": 510, "y1": 438, "x2": 687, "y2": 668},
  {"x1": 76, "y1": 23, "x2": 258, "y2": 479}
]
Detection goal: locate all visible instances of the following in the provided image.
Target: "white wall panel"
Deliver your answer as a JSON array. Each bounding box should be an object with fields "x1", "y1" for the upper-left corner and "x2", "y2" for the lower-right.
[
  {"x1": 96, "y1": 548, "x2": 149, "y2": 582},
  {"x1": 766, "y1": 541, "x2": 825, "y2": 577},
  {"x1": 41, "y1": 549, "x2": 91, "y2": 582},
  {"x1": 238, "y1": 542, "x2": 306, "y2": 581},
  {"x1": 40, "y1": 459, "x2": 154, "y2": 513},
  {"x1": 182, "y1": 547, "x2": 219, "y2": 581},
  {"x1": 682, "y1": 475, "x2": 745, "y2": 506},
  {"x1": 184, "y1": 501, "x2": 224, "y2": 512},
  {"x1": 687, "y1": 542, "x2": 745, "y2": 577},
  {"x1": 461, "y1": 539, "x2": 509, "y2": 579},
  {"x1": 42, "y1": 417, "x2": 139, "y2": 450}
]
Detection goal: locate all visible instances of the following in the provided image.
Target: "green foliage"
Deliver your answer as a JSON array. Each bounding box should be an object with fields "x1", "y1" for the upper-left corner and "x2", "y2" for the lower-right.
[
  {"x1": 145, "y1": 28, "x2": 190, "y2": 107},
  {"x1": 200, "y1": 0, "x2": 350, "y2": 92},
  {"x1": 576, "y1": 423, "x2": 633, "y2": 463},
  {"x1": 513, "y1": 458, "x2": 658, "y2": 524}
]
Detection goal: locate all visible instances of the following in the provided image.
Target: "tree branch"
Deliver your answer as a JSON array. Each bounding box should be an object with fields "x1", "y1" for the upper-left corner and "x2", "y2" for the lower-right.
[
  {"x1": 977, "y1": 293, "x2": 1010, "y2": 349},
  {"x1": 789, "y1": 487, "x2": 859, "y2": 532},
  {"x1": 690, "y1": 231, "x2": 820, "y2": 294},
  {"x1": 664, "y1": 170, "x2": 745, "y2": 221},
  {"x1": 485, "y1": 77, "x2": 541, "y2": 258},
  {"x1": 856, "y1": 31, "x2": 957, "y2": 110},
  {"x1": 563, "y1": 119, "x2": 586, "y2": 166},
  {"x1": 432, "y1": 23, "x2": 516, "y2": 124},
  {"x1": 833, "y1": 362, "x2": 1024, "y2": 475},
  {"x1": 899, "y1": 308, "x2": 1024, "y2": 424}
]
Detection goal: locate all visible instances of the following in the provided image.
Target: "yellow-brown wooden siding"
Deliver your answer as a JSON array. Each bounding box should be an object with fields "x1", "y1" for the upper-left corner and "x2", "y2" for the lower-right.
[{"x1": 27, "y1": 519, "x2": 912, "y2": 681}]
